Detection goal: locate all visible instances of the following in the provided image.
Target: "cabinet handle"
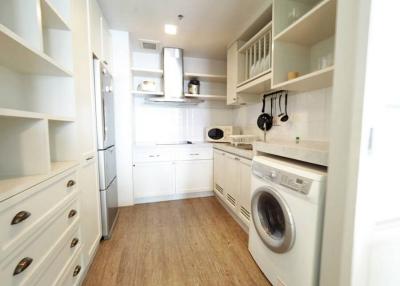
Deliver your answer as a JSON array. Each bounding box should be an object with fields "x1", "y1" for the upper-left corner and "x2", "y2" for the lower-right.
[
  {"x1": 11, "y1": 211, "x2": 31, "y2": 225},
  {"x1": 73, "y1": 265, "x2": 81, "y2": 277},
  {"x1": 68, "y1": 209, "x2": 77, "y2": 219},
  {"x1": 70, "y1": 238, "x2": 79, "y2": 248},
  {"x1": 189, "y1": 153, "x2": 200, "y2": 156},
  {"x1": 86, "y1": 156, "x2": 94, "y2": 161},
  {"x1": 67, "y1": 180, "x2": 76, "y2": 188},
  {"x1": 234, "y1": 157, "x2": 240, "y2": 161},
  {"x1": 13, "y1": 257, "x2": 33, "y2": 276}
]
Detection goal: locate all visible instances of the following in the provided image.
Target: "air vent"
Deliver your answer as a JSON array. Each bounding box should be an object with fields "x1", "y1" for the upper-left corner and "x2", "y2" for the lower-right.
[
  {"x1": 226, "y1": 194, "x2": 236, "y2": 206},
  {"x1": 215, "y1": 184, "x2": 224, "y2": 195},
  {"x1": 240, "y1": 206, "x2": 251, "y2": 221},
  {"x1": 138, "y1": 39, "x2": 160, "y2": 51}
]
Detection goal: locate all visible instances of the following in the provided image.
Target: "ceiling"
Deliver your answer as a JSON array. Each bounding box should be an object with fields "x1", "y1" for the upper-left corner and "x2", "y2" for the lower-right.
[{"x1": 97, "y1": 0, "x2": 270, "y2": 60}]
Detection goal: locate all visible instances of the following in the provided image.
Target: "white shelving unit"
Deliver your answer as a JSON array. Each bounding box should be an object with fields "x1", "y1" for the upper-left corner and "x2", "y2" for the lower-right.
[
  {"x1": 184, "y1": 94, "x2": 226, "y2": 101},
  {"x1": 0, "y1": 0, "x2": 77, "y2": 192},
  {"x1": 236, "y1": 72, "x2": 272, "y2": 94},
  {"x1": 131, "y1": 67, "x2": 163, "y2": 77},
  {"x1": 184, "y1": 72, "x2": 227, "y2": 83},
  {"x1": 131, "y1": 90, "x2": 164, "y2": 96},
  {"x1": 272, "y1": 0, "x2": 336, "y2": 91}
]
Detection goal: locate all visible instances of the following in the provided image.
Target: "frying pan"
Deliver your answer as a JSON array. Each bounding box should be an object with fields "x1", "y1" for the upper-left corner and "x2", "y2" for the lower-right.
[{"x1": 257, "y1": 95, "x2": 273, "y2": 131}]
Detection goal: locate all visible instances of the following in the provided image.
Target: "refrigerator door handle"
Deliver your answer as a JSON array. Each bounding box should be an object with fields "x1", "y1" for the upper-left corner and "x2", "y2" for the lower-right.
[{"x1": 102, "y1": 96, "x2": 107, "y2": 143}]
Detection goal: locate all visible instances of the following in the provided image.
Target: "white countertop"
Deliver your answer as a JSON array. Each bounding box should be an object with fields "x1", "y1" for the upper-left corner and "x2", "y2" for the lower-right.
[
  {"x1": 212, "y1": 143, "x2": 255, "y2": 160},
  {"x1": 253, "y1": 140, "x2": 329, "y2": 166}
]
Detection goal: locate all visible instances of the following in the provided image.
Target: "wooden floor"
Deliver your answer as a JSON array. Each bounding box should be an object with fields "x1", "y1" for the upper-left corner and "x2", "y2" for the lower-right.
[{"x1": 83, "y1": 197, "x2": 271, "y2": 286}]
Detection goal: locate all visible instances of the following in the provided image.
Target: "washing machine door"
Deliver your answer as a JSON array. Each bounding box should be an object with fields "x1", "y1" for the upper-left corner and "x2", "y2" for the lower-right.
[{"x1": 251, "y1": 187, "x2": 295, "y2": 253}]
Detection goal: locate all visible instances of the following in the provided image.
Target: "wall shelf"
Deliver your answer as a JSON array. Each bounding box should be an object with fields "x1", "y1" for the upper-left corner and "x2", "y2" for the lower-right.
[
  {"x1": 236, "y1": 71, "x2": 272, "y2": 94},
  {"x1": 274, "y1": 0, "x2": 336, "y2": 46},
  {"x1": 132, "y1": 90, "x2": 164, "y2": 96},
  {"x1": 272, "y1": 65, "x2": 334, "y2": 91},
  {"x1": 131, "y1": 67, "x2": 163, "y2": 77},
  {"x1": 0, "y1": 24, "x2": 72, "y2": 76},
  {"x1": 238, "y1": 21, "x2": 272, "y2": 53},
  {"x1": 184, "y1": 73, "x2": 227, "y2": 83},
  {"x1": 184, "y1": 94, "x2": 226, "y2": 101},
  {"x1": 41, "y1": 0, "x2": 71, "y2": 30},
  {"x1": 0, "y1": 108, "x2": 75, "y2": 122}
]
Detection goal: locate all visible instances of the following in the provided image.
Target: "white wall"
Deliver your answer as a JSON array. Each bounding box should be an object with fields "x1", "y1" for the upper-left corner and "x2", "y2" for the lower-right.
[{"x1": 233, "y1": 88, "x2": 331, "y2": 142}]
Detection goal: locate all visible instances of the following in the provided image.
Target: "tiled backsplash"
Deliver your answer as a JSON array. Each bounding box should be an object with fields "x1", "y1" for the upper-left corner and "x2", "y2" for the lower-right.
[
  {"x1": 233, "y1": 88, "x2": 332, "y2": 142},
  {"x1": 133, "y1": 97, "x2": 234, "y2": 143}
]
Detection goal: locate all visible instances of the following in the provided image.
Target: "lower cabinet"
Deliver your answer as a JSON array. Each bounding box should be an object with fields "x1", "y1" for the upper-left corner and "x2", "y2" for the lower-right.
[
  {"x1": 175, "y1": 160, "x2": 213, "y2": 194},
  {"x1": 133, "y1": 162, "x2": 176, "y2": 198},
  {"x1": 213, "y1": 149, "x2": 252, "y2": 226}
]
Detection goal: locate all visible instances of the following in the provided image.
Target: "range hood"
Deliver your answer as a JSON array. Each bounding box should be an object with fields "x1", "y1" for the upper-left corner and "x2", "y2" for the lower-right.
[{"x1": 147, "y1": 48, "x2": 203, "y2": 104}]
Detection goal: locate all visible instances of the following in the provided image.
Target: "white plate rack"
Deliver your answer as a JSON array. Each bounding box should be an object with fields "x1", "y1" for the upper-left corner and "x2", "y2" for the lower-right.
[{"x1": 238, "y1": 22, "x2": 272, "y2": 83}]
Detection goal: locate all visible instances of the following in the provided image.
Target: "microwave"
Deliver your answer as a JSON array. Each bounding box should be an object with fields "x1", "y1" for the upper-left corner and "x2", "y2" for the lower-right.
[{"x1": 205, "y1": 126, "x2": 240, "y2": 143}]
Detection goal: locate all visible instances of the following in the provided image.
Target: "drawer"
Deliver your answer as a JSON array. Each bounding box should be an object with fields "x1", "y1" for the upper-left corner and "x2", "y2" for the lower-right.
[
  {"x1": 58, "y1": 250, "x2": 84, "y2": 286},
  {"x1": 34, "y1": 227, "x2": 81, "y2": 286},
  {"x1": 0, "y1": 169, "x2": 77, "y2": 255},
  {"x1": 0, "y1": 199, "x2": 80, "y2": 286},
  {"x1": 175, "y1": 147, "x2": 213, "y2": 161},
  {"x1": 133, "y1": 147, "x2": 174, "y2": 163}
]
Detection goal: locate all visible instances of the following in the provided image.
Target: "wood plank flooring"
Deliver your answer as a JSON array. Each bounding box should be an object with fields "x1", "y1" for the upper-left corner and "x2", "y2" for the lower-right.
[{"x1": 83, "y1": 197, "x2": 271, "y2": 286}]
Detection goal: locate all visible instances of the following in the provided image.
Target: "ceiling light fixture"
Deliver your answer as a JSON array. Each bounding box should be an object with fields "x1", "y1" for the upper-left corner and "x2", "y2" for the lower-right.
[{"x1": 164, "y1": 24, "x2": 177, "y2": 35}]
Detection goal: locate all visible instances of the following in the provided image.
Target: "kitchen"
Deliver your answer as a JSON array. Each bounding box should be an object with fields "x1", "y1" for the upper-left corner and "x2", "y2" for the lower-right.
[{"x1": 0, "y1": 0, "x2": 399, "y2": 286}]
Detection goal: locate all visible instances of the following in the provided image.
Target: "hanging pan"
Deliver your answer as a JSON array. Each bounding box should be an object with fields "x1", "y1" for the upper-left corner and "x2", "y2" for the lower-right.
[{"x1": 257, "y1": 95, "x2": 273, "y2": 131}]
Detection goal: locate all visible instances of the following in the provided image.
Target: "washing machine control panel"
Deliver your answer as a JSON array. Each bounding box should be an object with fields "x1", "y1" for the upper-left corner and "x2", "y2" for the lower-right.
[{"x1": 252, "y1": 161, "x2": 312, "y2": 195}]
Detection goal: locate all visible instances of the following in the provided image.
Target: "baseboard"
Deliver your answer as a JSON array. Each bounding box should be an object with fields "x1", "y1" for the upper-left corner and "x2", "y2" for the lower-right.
[
  {"x1": 79, "y1": 239, "x2": 100, "y2": 286},
  {"x1": 134, "y1": 191, "x2": 214, "y2": 204},
  {"x1": 215, "y1": 195, "x2": 249, "y2": 234}
]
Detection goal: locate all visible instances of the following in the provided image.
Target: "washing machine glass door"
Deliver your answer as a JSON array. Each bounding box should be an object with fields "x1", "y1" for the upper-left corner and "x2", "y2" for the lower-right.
[{"x1": 251, "y1": 187, "x2": 295, "y2": 253}]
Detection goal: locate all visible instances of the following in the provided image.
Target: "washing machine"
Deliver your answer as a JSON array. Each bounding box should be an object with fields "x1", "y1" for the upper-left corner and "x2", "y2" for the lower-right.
[{"x1": 249, "y1": 155, "x2": 327, "y2": 286}]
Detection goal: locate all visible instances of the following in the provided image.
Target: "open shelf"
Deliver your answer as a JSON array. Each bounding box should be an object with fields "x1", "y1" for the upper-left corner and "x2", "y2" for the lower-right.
[
  {"x1": 238, "y1": 21, "x2": 272, "y2": 53},
  {"x1": 132, "y1": 90, "x2": 164, "y2": 96},
  {"x1": 236, "y1": 71, "x2": 272, "y2": 94},
  {"x1": 0, "y1": 161, "x2": 79, "y2": 202},
  {"x1": 184, "y1": 94, "x2": 226, "y2": 101},
  {"x1": 273, "y1": 65, "x2": 334, "y2": 91},
  {"x1": 0, "y1": 108, "x2": 75, "y2": 122},
  {"x1": 41, "y1": 0, "x2": 71, "y2": 30},
  {"x1": 0, "y1": 24, "x2": 72, "y2": 76},
  {"x1": 274, "y1": 0, "x2": 336, "y2": 46},
  {"x1": 131, "y1": 67, "x2": 163, "y2": 77},
  {"x1": 184, "y1": 73, "x2": 227, "y2": 83}
]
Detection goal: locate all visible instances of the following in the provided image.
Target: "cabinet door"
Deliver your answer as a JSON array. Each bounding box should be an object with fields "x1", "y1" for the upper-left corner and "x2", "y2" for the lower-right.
[
  {"x1": 89, "y1": 0, "x2": 102, "y2": 59},
  {"x1": 238, "y1": 159, "x2": 252, "y2": 225},
  {"x1": 176, "y1": 160, "x2": 213, "y2": 194},
  {"x1": 224, "y1": 153, "x2": 241, "y2": 210},
  {"x1": 213, "y1": 150, "x2": 225, "y2": 198},
  {"x1": 79, "y1": 155, "x2": 102, "y2": 263},
  {"x1": 101, "y1": 17, "x2": 112, "y2": 67},
  {"x1": 227, "y1": 43, "x2": 238, "y2": 105},
  {"x1": 133, "y1": 162, "x2": 175, "y2": 199}
]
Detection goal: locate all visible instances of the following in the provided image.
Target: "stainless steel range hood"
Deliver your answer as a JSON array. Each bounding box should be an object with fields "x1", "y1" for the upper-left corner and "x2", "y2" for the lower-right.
[{"x1": 147, "y1": 48, "x2": 203, "y2": 104}]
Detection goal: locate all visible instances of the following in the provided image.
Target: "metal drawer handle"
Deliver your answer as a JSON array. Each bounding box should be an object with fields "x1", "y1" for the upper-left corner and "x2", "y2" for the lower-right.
[
  {"x1": 86, "y1": 156, "x2": 94, "y2": 161},
  {"x1": 234, "y1": 157, "x2": 240, "y2": 161},
  {"x1": 13, "y1": 257, "x2": 33, "y2": 276},
  {"x1": 70, "y1": 238, "x2": 79, "y2": 248},
  {"x1": 67, "y1": 180, "x2": 76, "y2": 188},
  {"x1": 190, "y1": 153, "x2": 200, "y2": 156},
  {"x1": 68, "y1": 209, "x2": 77, "y2": 219},
  {"x1": 73, "y1": 265, "x2": 81, "y2": 277},
  {"x1": 11, "y1": 211, "x2": 31, "y2": 225}
]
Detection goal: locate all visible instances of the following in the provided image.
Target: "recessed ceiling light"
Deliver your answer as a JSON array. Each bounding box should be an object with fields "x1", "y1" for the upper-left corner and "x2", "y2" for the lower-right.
[{"x1": 164, "y1": 24, "x2": 177, "y2": 35}]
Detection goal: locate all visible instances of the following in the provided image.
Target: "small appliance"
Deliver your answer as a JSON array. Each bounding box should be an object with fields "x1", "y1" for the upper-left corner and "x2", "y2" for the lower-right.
[{"x1": 205, "y1": 126, "x2": 240, "y2": 142}]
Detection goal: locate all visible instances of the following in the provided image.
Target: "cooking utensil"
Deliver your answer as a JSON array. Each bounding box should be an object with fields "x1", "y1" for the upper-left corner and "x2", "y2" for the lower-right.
[
  {"x1": 278, "y1": 93, "x2": 284, "y2": 117},
  {"x1": 257, "y1": 95, "x2": 273, "y2": 132},
  {"x1": 280, "y1": 91, "x2": 289, "y2": 122}
]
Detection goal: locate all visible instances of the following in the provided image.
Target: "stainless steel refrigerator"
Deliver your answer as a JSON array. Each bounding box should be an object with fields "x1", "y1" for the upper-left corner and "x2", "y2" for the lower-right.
[{"x1": 93, "y1": 59, "x2": 118, "y2": 240}]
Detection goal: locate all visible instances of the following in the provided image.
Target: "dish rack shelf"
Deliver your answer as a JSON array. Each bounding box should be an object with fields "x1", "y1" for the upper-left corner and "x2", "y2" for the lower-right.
[{"x1": 237, "y1": 22, "x2": 272, "y2": 86}]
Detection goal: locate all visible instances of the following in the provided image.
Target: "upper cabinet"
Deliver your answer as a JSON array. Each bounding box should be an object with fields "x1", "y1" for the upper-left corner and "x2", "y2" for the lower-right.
[
  {"x1": 88, "y1": 0, "x2": 112, "y2": 68},
  {"x1": 226, "y1": 0, "x2": 337, "y2": 104}
]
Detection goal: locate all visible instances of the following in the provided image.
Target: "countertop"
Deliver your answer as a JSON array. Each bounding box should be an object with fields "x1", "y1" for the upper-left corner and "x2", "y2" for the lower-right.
[{"x1": 212, "y1": 143, "x2": 255, "y2": 160}]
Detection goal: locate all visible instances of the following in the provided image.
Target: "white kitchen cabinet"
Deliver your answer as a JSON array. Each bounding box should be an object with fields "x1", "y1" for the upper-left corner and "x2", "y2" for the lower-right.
[
  {"x1": 227, "y1": 41, "x2": 241, "y2": 105},
  {"x1": 175, "y1": 160, "x2": 213, "y2": 194},
  {"x1": 213, "y1": 150, "x2": 225, "y2": 198},
  {"x1": 101, "y1": 17, "x2": 112, "y2": 67},
  {"x1": 237, "y1": 158, "x2": 252, "y2": 225},
  {"x1": 88, "y1": 0, "x2": 102, "y2": 59},
  {"x1": 133, "y1": 162, "x2": 175, "y2": 198},
  {"x1": 224, "y1": 153, "x2": 241, "y2": 210}
]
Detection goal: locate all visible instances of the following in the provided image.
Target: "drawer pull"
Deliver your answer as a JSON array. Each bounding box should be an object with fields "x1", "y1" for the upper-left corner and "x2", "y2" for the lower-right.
[
  {"x1": 234, "y1": 157, "x2": 240, "y2": 161},
  {"x1": 11, "y1": 211, "x2": 31, "y2": 225},
  {"x1": 67, "y1": 180, "x2": 76, "y2": 188},
  {"x1": 13, "y1": 257, "x2": 33, "y2": 276},
  {"x1": 70, "y1": 238, "x2": 79, "y2": 248},
  {"x1": 68, "y1": 209, "x2": 77, "y2": 219},
  {"x1": 73, "y1": 265, "x2": 81, "y2": 277},
  {"x1": 190, "y1": 153, "x2": 200, "y2": 156}
]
